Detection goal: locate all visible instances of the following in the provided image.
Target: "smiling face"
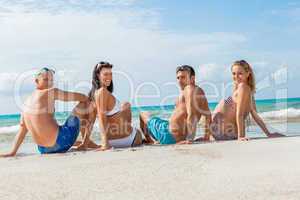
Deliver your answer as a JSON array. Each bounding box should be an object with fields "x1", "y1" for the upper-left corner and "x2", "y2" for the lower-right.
[
  {"x1": 98, "y1": 67, "x2": 112, "y2": 88},
  {"x1": 231, "y1": 64, "x2": 250, "y2": 85},
  {"x1": 35, "y1": 72, "x2": 54, "y2": 89},
  {"x1": 176, "y1": 70, "x2": 195, "y2": 90}
]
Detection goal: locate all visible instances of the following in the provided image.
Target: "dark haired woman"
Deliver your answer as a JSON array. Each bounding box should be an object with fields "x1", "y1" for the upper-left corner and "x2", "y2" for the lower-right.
[{"x1": 76, "y1": 62, "x2": 143, "y2": 150}]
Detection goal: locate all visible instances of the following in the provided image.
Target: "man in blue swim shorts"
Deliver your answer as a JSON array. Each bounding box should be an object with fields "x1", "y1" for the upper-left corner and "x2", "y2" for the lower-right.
[
  {"x1": 140, "y1": 65, "x2": 213, "y2": 145},
  {"x1": 0, "y1": 67, "x2": 91, "y2": 157}
]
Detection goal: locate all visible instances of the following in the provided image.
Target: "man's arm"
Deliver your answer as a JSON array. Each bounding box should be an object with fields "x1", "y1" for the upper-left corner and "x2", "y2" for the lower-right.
[
  {"x1": 198, "y1": 90, "x2": 212, "y2": 141},
  {"x1": 53, "y1": 88, "x2": 88, "y2": 102},
  {"x1": 0, "y1": 115, "x2": 28, "y2": 157},
  {"x1": 184, "y1": 86, "x2": 199, "y2": 141}
]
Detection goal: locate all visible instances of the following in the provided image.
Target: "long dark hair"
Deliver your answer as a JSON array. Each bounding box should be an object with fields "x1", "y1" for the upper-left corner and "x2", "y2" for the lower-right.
[{"x1": 88, "y1": 61, "x2": 114, "y2": 101}]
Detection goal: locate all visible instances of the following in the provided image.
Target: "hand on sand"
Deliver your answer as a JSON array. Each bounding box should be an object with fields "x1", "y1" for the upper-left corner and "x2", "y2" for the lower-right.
[
  {"x1": 177, "y1": 140, "x2": 193, "y2": 145},
  {"x1": 143, "y1": 135, "x2": 156, "y2": 145},
  {"x1": 195, "y1": 135, "x2": 215, "y2": 142},
  {"x1": 0, "y1": 152, "x2": 15, "y2": 158},
  {"x1": 74, "y1": 143, "x2": 88, "y2": 151},
  {"x1": 268, "y1": 132, "x2": 285, "y2": 138},
  {"x1": 95, "y1": 145, "x2": 112, "y2": 151},
  {"x1": 238, "y1": 137, "x2": 250, "y2": 141}
]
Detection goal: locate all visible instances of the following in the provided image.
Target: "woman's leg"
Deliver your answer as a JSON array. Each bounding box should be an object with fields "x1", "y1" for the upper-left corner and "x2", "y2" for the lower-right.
[
  {"x1": 132, "y1": 129, "x2": 143, "y2": 147},
  {"x1": 121, "y1": 102, "x2": 132, "y2": 124},
  {"x1": 139, "y1": 112, "x2": 155, "y2": 144}
]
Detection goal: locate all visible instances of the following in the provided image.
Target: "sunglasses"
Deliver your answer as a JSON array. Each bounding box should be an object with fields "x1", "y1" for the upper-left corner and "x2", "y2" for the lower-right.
[
  {"x1": 95, "y1": 62, "x2": 113, "y2": 73},
  {"x1": 36, "y1": 67, "x2": 55, "y2": 77},
  {"x1": 176, "y1": 65, "x2": 193, "y2": 72}
]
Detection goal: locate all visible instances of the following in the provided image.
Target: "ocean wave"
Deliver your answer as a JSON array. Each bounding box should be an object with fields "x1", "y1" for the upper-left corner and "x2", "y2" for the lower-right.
[
  {"x1": 1, "y1": 108, "x2": 299, "y2": 134},
  {"x1": 0, "y1": 125, "x2": 19, "y2": 134},
  {"x1": 260, "y1": 108, "x2": 300, "y2": 121}
]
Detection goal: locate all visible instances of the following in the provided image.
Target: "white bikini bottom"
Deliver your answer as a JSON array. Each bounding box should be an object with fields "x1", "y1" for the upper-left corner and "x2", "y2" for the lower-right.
[{"x1": 108, "y1": 128, "x2": 138, "y2": 148}]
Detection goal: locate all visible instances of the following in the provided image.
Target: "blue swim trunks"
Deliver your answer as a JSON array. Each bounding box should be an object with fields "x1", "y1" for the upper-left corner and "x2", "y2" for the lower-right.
[
  {"x1": 38, "y1": 115, "x2": 80, "y2": 154},
  {"x1": 147, "y1": 117, "x2": 176, "y2": 145}
]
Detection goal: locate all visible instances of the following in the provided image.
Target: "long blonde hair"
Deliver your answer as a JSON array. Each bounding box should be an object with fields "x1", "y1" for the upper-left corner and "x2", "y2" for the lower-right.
[{"x1": 231, "y1": 60, "x2": 256, "y2": 94}]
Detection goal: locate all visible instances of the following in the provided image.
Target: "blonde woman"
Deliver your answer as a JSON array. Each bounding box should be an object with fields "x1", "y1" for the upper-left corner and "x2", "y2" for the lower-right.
[{"x1": 208, "y1": 60, "x2": 284, "y2": 141}]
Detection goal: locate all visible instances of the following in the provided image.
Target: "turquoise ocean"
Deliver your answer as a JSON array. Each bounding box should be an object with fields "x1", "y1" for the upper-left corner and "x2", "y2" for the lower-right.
[{"x1": 1, "y1": 97, "x2": 300, "y2": 154}]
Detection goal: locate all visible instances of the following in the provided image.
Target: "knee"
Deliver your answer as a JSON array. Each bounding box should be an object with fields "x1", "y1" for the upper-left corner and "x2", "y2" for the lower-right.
[
  {"x1": 140, "y1": 112, "x2": 150, "y2": 124},
  {"x1": 77, "y1": 101, "x2": 87, "y2": 109},
  {"x1": 72, "y1": 102, "x2": 89, "y2": 116},
  {"x1": 121, "y1": 102, "x2": 131, "y2": 111}
]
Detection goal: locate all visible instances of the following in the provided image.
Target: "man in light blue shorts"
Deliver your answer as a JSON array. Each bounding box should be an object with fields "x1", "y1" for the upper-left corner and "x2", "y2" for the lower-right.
[
  {"x1": 140, "y1": 65, "x2": 212, "y2": 145},
  {"x1": 146, "y1": 117, "x2": 176, "y2": 145}
]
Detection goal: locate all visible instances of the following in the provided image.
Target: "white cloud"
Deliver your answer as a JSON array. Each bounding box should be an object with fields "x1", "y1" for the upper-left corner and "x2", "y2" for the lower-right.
[
  {"x1": 0, "y1": 72, "x2": 34, "y2": 96},
  {"x1": 0, "y1": 6, "x2": 12, "y2": 13},
  {"x1": 269, "y1": 4, "x2": 300, "y2": 22},
  {"x1": 0, "y1": 8, "x2": 247, "y2": 75},
  {"x1": 0, "y1": 0, "x2": 138, "y2": 14},
  {"x1": 0, "y1": 73, "x2": 18, "y2": 93},
  {"x1": 0, "y1": 1, "x2": 251, "y2": 114},
  {"x1": 197, "y1": 63, "x2": 228, "y2": 82}
]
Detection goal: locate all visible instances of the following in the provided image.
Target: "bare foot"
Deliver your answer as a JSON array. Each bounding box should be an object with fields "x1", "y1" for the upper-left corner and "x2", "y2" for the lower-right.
[
  {"x1": 73, "y1": 141, "x2": 83, "y2": 147},
  {"x1": 87, "y1": 140, "x2": 101, "y2": 149},
  {"x1": 73, "y1": 140, "x2": 100, "y2": 151},
  {"x1": 95, "y1": 145, "x2": 112, "y2": 151},
  {"x1": 195, "y1": 137, "x2": 206, "y2": 142},
  {"x1": 143, "y1": 134, "x2": 156, "y2": 145},
  {"x1": 238, "y1": 137, "x2": 250, "y2": 141},
  {"x1": 268, "y1": 132, "x2": 285, "y2": 138},
  {"x1": 75, "y1": 143, "x2": 88, "y2": 151},
  {"x1": 177, "y1": 140, "x2": 193, "y2": 145}
]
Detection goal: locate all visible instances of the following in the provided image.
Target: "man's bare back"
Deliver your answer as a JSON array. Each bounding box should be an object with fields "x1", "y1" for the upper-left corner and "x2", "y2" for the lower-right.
[
  {"x1": 23, "y1": 88, "x2": 59, "y2": 147},
  {"x1": 0, "y1": 68, "x2": 89, "y2": 157}
]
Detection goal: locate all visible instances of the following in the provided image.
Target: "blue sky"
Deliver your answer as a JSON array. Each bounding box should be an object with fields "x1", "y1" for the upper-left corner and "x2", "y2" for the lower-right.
[{"x1": 0, "y1": 0, "x2": 299, "y2": 114}]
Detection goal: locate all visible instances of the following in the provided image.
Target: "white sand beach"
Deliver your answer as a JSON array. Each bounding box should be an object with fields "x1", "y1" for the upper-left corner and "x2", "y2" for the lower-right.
[{"x1": 0, "y1": 137, "x2": 299, "y2": 200}]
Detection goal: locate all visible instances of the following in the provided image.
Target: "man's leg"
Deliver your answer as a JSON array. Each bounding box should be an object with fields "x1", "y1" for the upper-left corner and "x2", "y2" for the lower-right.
[{"x1": 139, "y1": 112, "x2": 155, "y2": 144}]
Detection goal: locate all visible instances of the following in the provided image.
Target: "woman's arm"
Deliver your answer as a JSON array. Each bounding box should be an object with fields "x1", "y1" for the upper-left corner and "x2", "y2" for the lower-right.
[
  {"x1": 95, "y1": 88, "x2": 111, "y2": 150},
  {"x1": 236, "y1": 83, "x2": 251, "y2": 140},
  {"x1": 250, "y1": 100, "x2": 285, "y2": 137}
]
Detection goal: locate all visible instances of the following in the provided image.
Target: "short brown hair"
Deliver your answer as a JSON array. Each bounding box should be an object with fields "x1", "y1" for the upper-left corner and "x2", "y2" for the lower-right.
[{"x1": 176, "y1": 65, "x2": 195, "y2": 77}]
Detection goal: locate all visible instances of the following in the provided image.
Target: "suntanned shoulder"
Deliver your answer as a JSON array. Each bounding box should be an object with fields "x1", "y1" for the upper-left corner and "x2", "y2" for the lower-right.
[
  {"x1": 95, "y1": 87, "x2": 109, "y2": 97},
  {"x1": 196, "y1": 85, "x2": 205, "y2": 96},
  {"x1": 237, "y1": 83, "x2": 251, "y2": 93},
  {"x1": 52, "y1": 87, "x2": 65, "y2": 98},
  {"x1": 94, "y1": 87, "x2": 110, "y2": 101},
  {"x1": 52, "y1": 87, "x2": 61, "y2": 95},
  {"x1": 183, "y1": 85, "x2": 196, "y2": 93},
  {"x1": 183, "y1": 85, "x2": 206, "y2": 98}
]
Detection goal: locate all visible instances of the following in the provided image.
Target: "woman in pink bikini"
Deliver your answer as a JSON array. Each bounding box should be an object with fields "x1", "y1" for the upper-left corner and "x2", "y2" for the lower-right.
[{"x1": 210, "y1": 60, "x2": 284, "y2": 141}]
